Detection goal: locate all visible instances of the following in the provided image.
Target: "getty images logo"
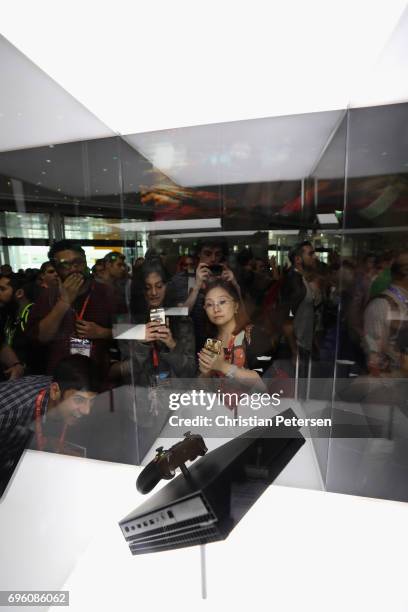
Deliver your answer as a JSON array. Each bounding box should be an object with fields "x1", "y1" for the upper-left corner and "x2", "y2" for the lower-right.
[{"x1": 168, "y1": 390, "x2": 282, "y2": 411}]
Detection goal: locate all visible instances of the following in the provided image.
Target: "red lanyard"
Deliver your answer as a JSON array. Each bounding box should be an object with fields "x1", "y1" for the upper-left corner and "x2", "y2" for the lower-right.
[
  {"x1": 224, "y1": 335, "x2": 236, "y2": 363},
  {"x1": 75, "y1": 294, "x2": 91, "y2": 321},
  {"x1": 34, "y1": 388, "x2": 67, "y2": 453},
  {"x1": 152, "y1": 344, "x2": 159, "y2": 368}
]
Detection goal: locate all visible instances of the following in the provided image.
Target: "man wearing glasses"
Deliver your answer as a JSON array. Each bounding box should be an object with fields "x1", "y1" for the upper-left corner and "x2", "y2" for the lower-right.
[{"x1": 26, "y1": 241, "x2": 114, "y2": 376}]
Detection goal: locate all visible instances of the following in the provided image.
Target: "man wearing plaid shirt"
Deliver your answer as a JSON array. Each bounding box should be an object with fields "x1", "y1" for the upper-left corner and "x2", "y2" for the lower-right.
[{"x1": 0, "y1": 354, "x2": 101, "y2": 498}]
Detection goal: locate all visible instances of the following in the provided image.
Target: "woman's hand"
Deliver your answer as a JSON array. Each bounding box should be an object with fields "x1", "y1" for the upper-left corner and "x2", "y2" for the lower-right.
[
  {"x1": 155, "y1": 324, "x2": 176, "y2": 350},
  {"x1": 198, "y1": 347, "x2": 229, "y2": 376},
  {"x1": 144, "y1": 321, "x2": 161, "y2": 342},
  {"x1": 198, "y1": 348, "x2": 216, "y2": 376}
]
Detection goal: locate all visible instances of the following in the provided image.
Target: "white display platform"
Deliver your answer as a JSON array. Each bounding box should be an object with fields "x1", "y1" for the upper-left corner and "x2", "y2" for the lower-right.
[{"x1": 0, "y1": 448, "x2": 407, "y2": 612}]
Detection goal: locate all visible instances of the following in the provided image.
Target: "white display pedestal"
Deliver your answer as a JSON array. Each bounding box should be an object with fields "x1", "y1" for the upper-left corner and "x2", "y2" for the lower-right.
[{"x1": 1, "y1": 448, "x2": 407, "y2": 612}]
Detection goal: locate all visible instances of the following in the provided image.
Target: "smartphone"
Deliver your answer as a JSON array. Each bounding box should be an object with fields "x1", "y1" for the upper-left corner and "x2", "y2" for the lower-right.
[
  {"x1": 150, "y1": 308, "x2": 166, "y2": 325},
  {"x1": 204, "y1": 338, "x2": 222, "y2": 355}
]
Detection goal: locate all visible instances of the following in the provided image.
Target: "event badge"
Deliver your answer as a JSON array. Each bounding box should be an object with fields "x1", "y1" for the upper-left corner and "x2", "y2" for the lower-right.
[{"x1": 70, "y1": 337, "x2": 92, "y2": 357}]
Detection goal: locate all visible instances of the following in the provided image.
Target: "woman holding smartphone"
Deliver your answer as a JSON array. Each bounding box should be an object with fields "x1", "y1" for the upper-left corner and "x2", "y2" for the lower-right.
[
  {"x1": 198, "y1": 279, "x2": 269, "y2": 387},
  {"x1": 117, "y1": 259, "x2": 196, "y2": 386}
]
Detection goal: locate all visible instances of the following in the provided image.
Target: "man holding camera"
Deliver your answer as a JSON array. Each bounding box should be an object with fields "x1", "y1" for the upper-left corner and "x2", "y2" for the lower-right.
[{"x1": 169, "y1": 240, "x2": 239, "y2": 351}]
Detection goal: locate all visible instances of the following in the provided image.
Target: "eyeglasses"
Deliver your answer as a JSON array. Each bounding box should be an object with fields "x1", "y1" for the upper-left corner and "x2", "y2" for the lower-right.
[
  {"x1": 204, "y1": 298, "x2": 234, "y2": 310},
  {"x1": 55, "y1": 257, "x2": 85, "y2": 270}
]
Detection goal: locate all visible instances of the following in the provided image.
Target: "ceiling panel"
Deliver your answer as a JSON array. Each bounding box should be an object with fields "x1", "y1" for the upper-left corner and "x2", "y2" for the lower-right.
[
  {"x1": 124, "y1": 110, "x2": 345, "y2": 186},
  {"x1": 0, "y1": 0, "x2": 406, "y2": 136},
  {"x1": 350, "y1": 4, "x2": 408, "y2": 108},
  {"x1": 314, "y1": 102, "x2": 408, "y2": 179},
  {"x1": 0, "y1": 35, "x2": 114, "y2": 153}
]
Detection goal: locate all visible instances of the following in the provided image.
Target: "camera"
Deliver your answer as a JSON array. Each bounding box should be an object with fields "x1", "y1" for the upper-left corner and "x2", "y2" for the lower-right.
[{"x1": 208, "y1": 264, "x2": 223, "y2": 276}]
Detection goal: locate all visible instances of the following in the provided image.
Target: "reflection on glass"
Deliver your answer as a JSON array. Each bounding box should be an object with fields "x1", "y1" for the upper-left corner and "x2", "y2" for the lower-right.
[
  {"x1": 1, "y1": 212, "x2": 49, "y2": 239},
  {"x1": 1, "y1": 103, "x2": 408, "y2": 506},
  {"x1": 345, "y1": 103, "x2": 408, "y2": 229}
]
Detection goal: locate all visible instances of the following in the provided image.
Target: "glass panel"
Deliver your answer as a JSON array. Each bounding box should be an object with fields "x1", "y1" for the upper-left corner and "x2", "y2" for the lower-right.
[
  {"x1": 344, "y1": 103, "x2": 408, "y2": 229},
  {"x1": 325, "y1": 103, "x2": 408, "y2": 502},
  {"x1": 0, "y1": 141, "x2": 86, "y2": 210},
  {"x1": 122, "y1": 127, "x2": 223, "y2": 223},
  {"x1": 2, "y1": 103, "x2": 408, "y2": 510},
  {"x1": 0, "y1": 211, "x2": 49, "y2": 239},
  {"x1": 64, "y1": 215, "x2": 132, "y2": 240},
  {"x1": 6, "y1": 245, "x2": 50, "y2": 270}
]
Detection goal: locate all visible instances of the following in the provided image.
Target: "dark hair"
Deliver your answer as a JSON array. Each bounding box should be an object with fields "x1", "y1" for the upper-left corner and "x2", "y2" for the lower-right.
[
  {"x1": 0, "y1": 273, "x2": 36, "y2": 301},
  {"x1": 288, "y1": 241, "x2": 313, "y2": 265},
  {"x1": 0, "y1": 273, "x2": 22, "y2": 293},
  {"x1": 40, "y1": 261, "x2": 55, "y2": 274},
  {"x1": 130, "y1": 259, "x2": 174, "y2": 320},
  {"x1": 52, "y1": 355, "x2": 101, "y2": 394},
  {"x1": 203, "y1": 279, "x2": 240, "y2": 302},
  {"x1": 236, "y1": 247, "x2": 254, "y2": 267},
  {"x1": 176, "y1": 254, "x2": 197, "y2": 273},
  {"x1": 140, "y1": 259, "x2": 169, "y2": 285},
  {"x1": 39, "y1": 261, "x2": 55, "y2": 274},
  {"x1": 48, "y1": 240, "x2": 86, "y2": 262},
  {"x1": 396, "y1": 325, "x2": 408, "y2": 355},
  {"x1": 91, "y1": 259, "x2": 105, "y2": 275},
  {"x1": 390, "y1": 250, "x2": 408, "y2": 280},
  {"x1": 144, "y1": 248, "x2": 162, "y2": 263},
  {"x1": 203, "y1": 279, "x2": 248, "y2": 335},
  {"x1": 196, "y1": 239, "x2": 228, "y2": 258}
]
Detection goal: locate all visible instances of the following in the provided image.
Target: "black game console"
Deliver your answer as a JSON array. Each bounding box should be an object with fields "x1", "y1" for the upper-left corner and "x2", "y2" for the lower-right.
[{"x1": 119, "y1": 409, "x2": 305, "y2": 555}]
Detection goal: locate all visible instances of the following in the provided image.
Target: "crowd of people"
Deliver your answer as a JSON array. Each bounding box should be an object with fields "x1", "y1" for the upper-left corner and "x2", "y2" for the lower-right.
[
  {"x1": 1, "y1": 237, "x2": 408, "y2": 472},
  {"x1": 2, "y1": 239, "x2": 408, "y2": 383}
]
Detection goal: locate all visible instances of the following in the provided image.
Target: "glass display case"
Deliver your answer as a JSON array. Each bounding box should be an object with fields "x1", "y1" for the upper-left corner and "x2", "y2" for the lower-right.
[{"x1": 1, "y1": 101, "x2": 408, "y2": 505}]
